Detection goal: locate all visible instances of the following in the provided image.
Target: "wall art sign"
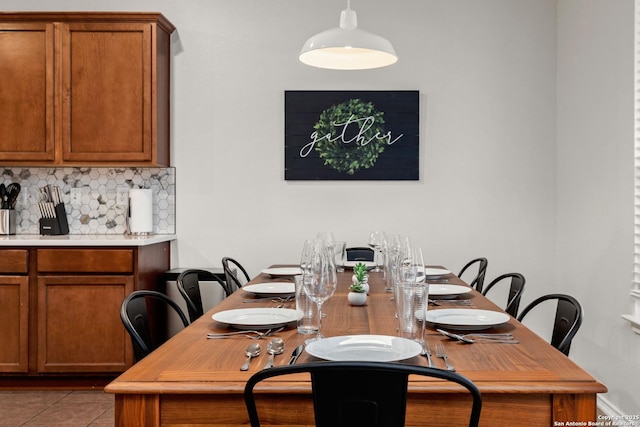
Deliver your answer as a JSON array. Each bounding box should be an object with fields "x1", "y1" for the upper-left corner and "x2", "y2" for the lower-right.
[{"x1": 285, "y1": 90, "x2": 419, "y2": 180}]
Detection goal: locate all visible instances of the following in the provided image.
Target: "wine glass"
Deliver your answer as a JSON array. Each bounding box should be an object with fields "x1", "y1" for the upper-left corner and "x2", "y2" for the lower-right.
[
  {"x1": 411, "y1": 247, "x2": 426, "y2": 285},
  {"x1": 300, "y1": 239, "x2": 315, "y2": 275},
  {"x1": 316, "y1": 232, "x2": 335, "y2": 248},
  {"x1": 368, "y1": 231, "x2": 386, "y2": 272},
  {"x1": 303, "y1": 241, "x2": 337, "y2": 341}
]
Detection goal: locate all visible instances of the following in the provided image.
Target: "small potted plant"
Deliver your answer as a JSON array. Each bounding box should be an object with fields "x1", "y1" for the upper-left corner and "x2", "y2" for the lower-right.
[
  {"x1": 351, "y1": 262, "x2": 370, "y2": 293},
  {"x1": 348, "y1": 263, "x2": 369, "y2": 306}
]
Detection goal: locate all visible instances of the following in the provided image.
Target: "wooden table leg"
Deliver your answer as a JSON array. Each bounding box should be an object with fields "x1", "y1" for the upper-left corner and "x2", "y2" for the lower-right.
[
  {"x1": 553, "y1": 394, "x2": 597, "y2": 423},
  {"x1": 114, "y1": 394, "x2": 160, "y2": 427}
]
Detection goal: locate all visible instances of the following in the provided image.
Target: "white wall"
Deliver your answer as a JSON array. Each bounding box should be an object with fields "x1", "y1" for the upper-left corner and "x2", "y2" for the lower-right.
[
  {"x1": 3, "y1": 0, "x2": 637, "y2": 416},
  {"x1": 557, "y1": 0, "x2": 638, "y2": 415}
]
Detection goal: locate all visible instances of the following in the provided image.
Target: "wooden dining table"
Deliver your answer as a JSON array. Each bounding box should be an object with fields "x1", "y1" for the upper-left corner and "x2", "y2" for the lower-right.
[{"x1": 105, "y1": 266, "x2": 607, "y2": 426}]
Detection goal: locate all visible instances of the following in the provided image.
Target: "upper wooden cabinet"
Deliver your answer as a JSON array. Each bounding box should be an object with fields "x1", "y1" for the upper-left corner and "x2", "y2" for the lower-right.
[{"x1": 0, "y1": 13, "x2": 175, "y2": 166}]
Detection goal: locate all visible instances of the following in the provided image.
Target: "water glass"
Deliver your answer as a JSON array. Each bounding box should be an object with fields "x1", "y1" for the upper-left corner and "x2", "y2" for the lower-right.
[
  {"x1": 294, "y1": 275, "x2": 319, "y2": 334},
  {"x1": 396, "y1": 281, "x2": 428, "y2": 343}
]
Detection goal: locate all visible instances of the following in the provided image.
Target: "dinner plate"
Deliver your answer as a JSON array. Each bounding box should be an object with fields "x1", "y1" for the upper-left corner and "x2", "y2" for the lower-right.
[
  {"x1": 422, "y1": 308, "x2": 510, "y2": 331},
  {"x1": 425, "y1": 267, "x2": 451, "y2": 277},
  {"x1": 305, "y1": 335, "x2": 422, "y2": 362},
  {"x1": 428, "y1": 284, "x2": 472, "y2": 298},
  {"x1": 343, "y1": 261, "x2": 376, "y2": 269},
  {"x1": 212, "y1": 308, "x2": 301, "y2": 330},
  {"x1": 261, "y1": 267, "x2": 302, "y2": 276},
  {"x1": 242, "y1": 282, "x2": 295, "y2": 296}
]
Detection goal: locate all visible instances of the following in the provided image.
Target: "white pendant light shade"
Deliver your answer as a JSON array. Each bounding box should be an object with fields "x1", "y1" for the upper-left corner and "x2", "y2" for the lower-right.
[{"x1": 299, "y1": 3, "x2": 398, "y2": 70}]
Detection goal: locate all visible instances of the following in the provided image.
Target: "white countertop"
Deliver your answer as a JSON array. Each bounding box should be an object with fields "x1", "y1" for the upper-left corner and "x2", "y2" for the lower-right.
[{"x1": 0, "y1": 234, "x2": 176, "y2": 247}]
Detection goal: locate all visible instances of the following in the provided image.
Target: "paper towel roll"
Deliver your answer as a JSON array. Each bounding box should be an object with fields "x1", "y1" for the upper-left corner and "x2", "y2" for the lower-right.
[{"x1": 129, "y1": 189, "x2": 153, "y2": 235}]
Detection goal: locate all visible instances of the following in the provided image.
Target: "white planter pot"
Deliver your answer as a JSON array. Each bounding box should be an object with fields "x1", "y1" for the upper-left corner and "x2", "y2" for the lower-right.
[{"x1": 348, "y1": 292, "x2": 367, "y2": 306}]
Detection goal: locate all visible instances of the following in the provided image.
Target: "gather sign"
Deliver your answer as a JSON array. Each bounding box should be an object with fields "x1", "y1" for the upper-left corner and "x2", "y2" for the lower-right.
[{"x1": 285, "y1": 91, "x2": 419, "y2": 181}]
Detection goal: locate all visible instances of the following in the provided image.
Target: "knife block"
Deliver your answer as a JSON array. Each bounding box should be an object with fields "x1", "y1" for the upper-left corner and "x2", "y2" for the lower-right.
[{"x1": 40, "y1": 203, "x2": 69, "y2": 235}]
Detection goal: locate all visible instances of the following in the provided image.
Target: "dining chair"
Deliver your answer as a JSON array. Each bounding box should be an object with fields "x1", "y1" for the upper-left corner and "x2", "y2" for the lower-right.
[
  {"x1": 244, "y1": 361, "x2": 482, "y2": 427},
  {"x1": 345, "y1": 246, "x2": 375, "y2": 262},
  {"x1": 222, "y1": 257, "x2": 251, "y2": 293},
  {"x1": 481, "y1": 272, "x2": 526, "y2": 317},
  {"x1": 177, "y1": 269, "x2": 230, "y2": 322},
  {"x1": 457, "y1": 257, "x2": 488, "y2": 293},
  {"x1": 516, "y1": 293, "x2": 583, "y2": 356},
  {"x1": 120, "y1": 290, "x2": 189, "y2": 362}
]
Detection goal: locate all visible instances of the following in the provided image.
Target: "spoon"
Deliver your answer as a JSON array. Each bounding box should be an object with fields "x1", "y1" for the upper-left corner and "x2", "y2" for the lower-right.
[
  {"x1": 263, "y1": 338, "x2": 285, "y2": 369},
  {"x1": 240, "y1": 343, "x2": 261, "y2": 371}
]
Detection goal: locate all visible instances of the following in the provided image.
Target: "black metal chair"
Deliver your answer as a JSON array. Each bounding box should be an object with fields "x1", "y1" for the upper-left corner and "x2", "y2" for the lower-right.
[
  {"x1": 244, "y1": 361, "x2": 482, "y2": 427},
  {"x1": 482, "y1": 272, "x2": 526, "y2": 317},
  {"x1": 222, "y1": 257, "x2": 251, "y2": 293},
  {"x1": 458, "y1": 257, "x2": 488, "y2": 293},
  {"x1": 177, "y1": 269, "x2": 230, "y2": 322},
  {"x1": 120, "y1": 290, "x2": 189, "y2": 362},
  {"x1": 345, "y1": 247, "x2": 375, "y2": 262},
  {"x1": 516, "y1": 293, "x2": 583, "y2": 356}
]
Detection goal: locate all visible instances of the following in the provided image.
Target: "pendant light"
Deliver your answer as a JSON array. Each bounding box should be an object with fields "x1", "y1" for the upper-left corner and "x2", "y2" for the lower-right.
[{"x1": 299, "y1": 0, "x2": 398, "y2": 70}]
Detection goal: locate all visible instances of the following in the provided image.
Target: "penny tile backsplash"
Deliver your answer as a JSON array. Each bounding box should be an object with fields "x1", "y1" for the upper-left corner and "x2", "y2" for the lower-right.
[{"x1": 1, "y1": 167, "x2": 175, "y2": 235}]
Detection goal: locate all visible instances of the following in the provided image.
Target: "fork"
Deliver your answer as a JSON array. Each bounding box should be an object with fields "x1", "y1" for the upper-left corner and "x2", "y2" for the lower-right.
[
  {"x1": 421, "y1": 341, "x2": 433, "y2": 367},
  {"x1": 206, "y1": 327, "x2": 283, "y2": 340},
  {"x1": 434, "y1": 343, "x2": 455, "y2": 371}
]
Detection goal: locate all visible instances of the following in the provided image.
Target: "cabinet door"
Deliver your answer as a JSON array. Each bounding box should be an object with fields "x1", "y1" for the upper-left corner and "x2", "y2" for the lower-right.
[
  {"x1": 59, "y1": 22, "x2": 153, "y2": 163},
  {"x1": 37, "y1": 275, "x2": 134, "y2": 373},
  {"x1": 0, "y1": 276, "x2": 29, "y2": 373},
  {"x1": 0, "y1": 22, "x2": 55, "y2": 162}
]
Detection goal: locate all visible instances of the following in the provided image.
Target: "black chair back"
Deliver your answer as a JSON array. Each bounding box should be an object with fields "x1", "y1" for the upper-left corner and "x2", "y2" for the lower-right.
[
  {"x1": 244, "y1": 361, "x2": 482, "y2": 427},
  {"x1": 222, "y1": 257, "x2": 251, "y2": 293},
  {"x1": 345, "y1": 247, "x2": 375, "y2": 262},
  {"x1": 482, "y1": 272, "x2": 526, "y2": 317},
  {"x1": 120, "y1": 290, "x2": 189, "y2": 362},
  {"x1": 517, "y1": 293, "x2": 583, "y2": 356},
  {"x1": 458, "y1": 257, "x2": 488, "y2": 292},
  {"x1": 177, "y1": 269, "x2": 229, "y2": 322}
]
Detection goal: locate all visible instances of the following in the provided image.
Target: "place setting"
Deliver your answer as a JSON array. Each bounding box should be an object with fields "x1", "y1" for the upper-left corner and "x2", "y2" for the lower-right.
[
  {"x1": 241, "y1": 281, "x2": 296, "y2": 306},
  {"x1": 260, "y1": 267, "x2": 303, "y2": 277},
  {"x1": 211, "y1": 307, "x2": 302, "y2": 331}
]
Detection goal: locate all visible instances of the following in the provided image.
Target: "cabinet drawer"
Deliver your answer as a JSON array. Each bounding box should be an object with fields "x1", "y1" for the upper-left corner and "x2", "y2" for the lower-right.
[
  {"x1": 37, "y1": 249, "x2": 134, "y2": 273},
  {"x1": 0, "y1": 250, "x2": 29, "y2": 274}
]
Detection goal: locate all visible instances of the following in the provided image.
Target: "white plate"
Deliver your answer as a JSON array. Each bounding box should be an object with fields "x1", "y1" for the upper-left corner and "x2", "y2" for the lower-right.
[
  {"x1": 212, "y1": 308, "x2": 301, "y2": 330},
  {"x1": 261, "y1": 267, "x2": 302, "y2": 276},
  {"x1": 243, "y1": 282, "x2": 295, "y2": 296},
  {"x1": 422, "y1": 308, "x2": 510, "y2": 331},
  {"x1": 428, "y1": 284, "x2": 472, "y2": 297},
  {"x1": 343, "y1": 261, "x2": 376, "y2": 269},
  {"x1": 305, "y1": 335, "x2": 422, "y2": 362},
  {"x1": 425, "y1": 267, "x2": 451, "y2": 277}
]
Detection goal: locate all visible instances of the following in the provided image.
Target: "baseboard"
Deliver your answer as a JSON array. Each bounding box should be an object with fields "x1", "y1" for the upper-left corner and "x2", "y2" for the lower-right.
[{"x1": 598, "y1": 395, "x2": 640, "y2": 426}]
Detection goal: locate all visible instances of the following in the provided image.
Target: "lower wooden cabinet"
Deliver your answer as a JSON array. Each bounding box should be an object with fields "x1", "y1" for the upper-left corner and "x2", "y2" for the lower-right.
[
  {"x1": 0, "y1": 276, "x2": 29, "y2": 373},
  {"x1": 37, "y1": 275, "x2": 134, "y2": 373},
  {"x1": 0, "y1": 243, "x2": 169, "y2": 377}
]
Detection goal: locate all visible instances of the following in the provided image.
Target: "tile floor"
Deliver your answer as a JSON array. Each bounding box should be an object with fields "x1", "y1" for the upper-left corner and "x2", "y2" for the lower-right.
[{"x1": 0, "y1": 390, "x2": 113, "y2": 426}]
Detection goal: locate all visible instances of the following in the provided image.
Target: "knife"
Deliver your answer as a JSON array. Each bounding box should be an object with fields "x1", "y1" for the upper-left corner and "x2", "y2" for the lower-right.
[{"x1": 288, "y1": 344, "x2": 305, "y2": 365}]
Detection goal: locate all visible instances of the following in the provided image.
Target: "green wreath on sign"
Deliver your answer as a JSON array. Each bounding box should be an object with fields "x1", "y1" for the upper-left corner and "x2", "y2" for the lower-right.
[{"x1": 313, "y1": 99, "x2": 387, "y2": 175}]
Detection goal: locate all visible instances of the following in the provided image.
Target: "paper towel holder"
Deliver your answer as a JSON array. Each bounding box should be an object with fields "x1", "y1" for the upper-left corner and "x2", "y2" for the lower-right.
[{"x1": 127, "y1": 188, "x2": 154, "y2": 236}]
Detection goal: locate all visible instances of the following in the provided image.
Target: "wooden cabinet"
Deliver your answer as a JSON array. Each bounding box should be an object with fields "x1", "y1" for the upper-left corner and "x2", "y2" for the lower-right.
[
  {"x1": 0, "y1": 243, "x2": 170, "y2": 377},
  {"x1": 0, "y1": 250, "x2": 29, "y2": 373},
  {"x1": 36, "y1": 249, "x2": 136, "y2": 373},
  {"x1": 0, "y1": 13, "x2": 175, "y2": 166}
]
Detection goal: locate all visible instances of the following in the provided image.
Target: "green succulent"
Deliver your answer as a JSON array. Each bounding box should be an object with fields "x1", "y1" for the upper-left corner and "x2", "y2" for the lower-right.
[
  {"x1": 350, "y1": 262, "x2": 368, "y2": 293},
  {"x1": 349, "y1": 282, "x2": 366, "y2": 293}
]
